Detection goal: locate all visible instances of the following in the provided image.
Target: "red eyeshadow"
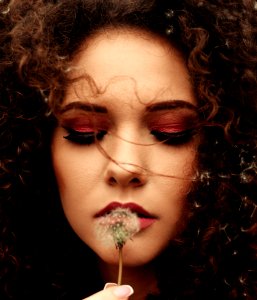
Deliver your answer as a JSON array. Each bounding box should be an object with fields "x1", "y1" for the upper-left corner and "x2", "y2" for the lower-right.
[
  {"x1": 147, "y1": 111, "x2": 198, "y2": 132},
  {"x1": 60, "y1": 116, "x2": 109, "y2": 132},
  {"x1": 150, "y1": 124, "x2": 188, "y2": 133}
]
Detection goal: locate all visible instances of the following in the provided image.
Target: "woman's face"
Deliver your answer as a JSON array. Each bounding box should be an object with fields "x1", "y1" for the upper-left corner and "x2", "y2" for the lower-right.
[{"x1": 51, "y1": 29, "x2": 198, "y2": 266}]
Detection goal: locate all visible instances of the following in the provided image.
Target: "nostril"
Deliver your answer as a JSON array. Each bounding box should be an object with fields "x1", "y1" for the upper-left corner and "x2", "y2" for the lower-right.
[
  {"x1": 107, "y1": 175, "x2": 143, "y2": 187},
  {"x1": 130, "y1": 177, "x2": 141, "y2": 186},
  {"x1": 108, "y1": 177, "x2": 117, "y2": 185},
  {"x1": 105, "y1": 164, "x2": 147, "y2": 187},
  {"x1": 108, "y1": 176, "x2": 141, "y2": 186}
]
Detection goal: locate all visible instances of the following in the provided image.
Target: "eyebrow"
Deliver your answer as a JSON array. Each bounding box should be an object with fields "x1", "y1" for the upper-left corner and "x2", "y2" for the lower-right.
[
  {"x1": 59, "y1": 101, "x2": 108, "y2": 114},
  {"x1": 146, "y1": 100, "x2": 197, "y2": 112},
  {"x1": 58, "y1": 99, "x2": 197, "y2": 115}
]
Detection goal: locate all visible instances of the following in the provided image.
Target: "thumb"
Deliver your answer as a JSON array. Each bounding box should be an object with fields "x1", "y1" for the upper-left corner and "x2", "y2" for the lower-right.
[{"x1": 83, "y1": 284, "x2": 134, "y2": 300}]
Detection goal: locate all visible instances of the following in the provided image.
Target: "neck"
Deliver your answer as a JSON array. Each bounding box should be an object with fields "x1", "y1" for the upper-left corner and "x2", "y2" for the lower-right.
[{"x1": 98, "y1": 259, "x2": 159, "y2": 299}]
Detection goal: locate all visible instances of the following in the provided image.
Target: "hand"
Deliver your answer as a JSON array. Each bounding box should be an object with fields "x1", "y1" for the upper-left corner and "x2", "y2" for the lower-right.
[{"x1": 82, "y1": 283, "x2": 134, "y2": 300}]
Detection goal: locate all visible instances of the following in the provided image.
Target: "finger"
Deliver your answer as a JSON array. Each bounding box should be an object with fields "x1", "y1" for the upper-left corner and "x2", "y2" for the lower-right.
[
  {"x1": 82, "y1": 285, "x2": 134, "y2": 300},
  {"x1": 104, "y1": 282, "x2": 118, "y2": 289}
]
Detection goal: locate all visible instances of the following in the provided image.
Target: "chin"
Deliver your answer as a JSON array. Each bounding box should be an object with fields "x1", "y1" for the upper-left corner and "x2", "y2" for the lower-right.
[
  {"x1": 122, "y1": 243, "x2": 162, "y2": 266},
  {"x1": 93, "y1": 241, "x2": 162, "y2": 267}
]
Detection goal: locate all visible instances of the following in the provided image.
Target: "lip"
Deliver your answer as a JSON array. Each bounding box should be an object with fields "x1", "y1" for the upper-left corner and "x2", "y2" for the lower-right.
[
  {"x1": 94, "y1": 202, "x2": 157, "y2": 230},
  {"x1": 95, "y1": 202, "x2": 152, "y2": 217}
]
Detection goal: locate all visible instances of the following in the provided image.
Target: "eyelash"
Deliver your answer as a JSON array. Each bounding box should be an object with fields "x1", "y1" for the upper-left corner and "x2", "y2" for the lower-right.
[
  {"x1": 150, "y1": 129, "x2": 195, "y2": 145},
  {"x1": 63, "y1": 127, "x2": 107, "y2": 145},
  {"x1": 62, "y1": 127, "x2": 195, "y2": 146}
]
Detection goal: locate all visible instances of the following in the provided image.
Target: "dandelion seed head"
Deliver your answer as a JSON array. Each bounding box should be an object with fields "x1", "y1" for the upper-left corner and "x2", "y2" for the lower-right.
[{"x1": 95, "y1": 208, "x2": 140, "y2": 249}]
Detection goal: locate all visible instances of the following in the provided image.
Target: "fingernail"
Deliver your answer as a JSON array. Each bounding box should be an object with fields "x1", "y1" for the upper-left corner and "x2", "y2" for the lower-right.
[
  {"x1": 112, "y1": 285, "x2": 134, "y2": 298},
  {"x1": 104, "y1": 282, "x2": 117, "y2": 289}
]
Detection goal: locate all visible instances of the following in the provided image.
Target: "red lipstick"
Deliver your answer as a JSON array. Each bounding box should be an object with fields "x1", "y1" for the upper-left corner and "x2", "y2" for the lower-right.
[{"x1": 95, "y1": 202, "x2": 156, "y2": 230}]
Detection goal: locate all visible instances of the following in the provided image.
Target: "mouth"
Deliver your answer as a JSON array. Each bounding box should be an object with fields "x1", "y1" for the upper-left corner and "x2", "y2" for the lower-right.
[{"x1": 95, "y1": 202, "x2": 157, "y2": 230}]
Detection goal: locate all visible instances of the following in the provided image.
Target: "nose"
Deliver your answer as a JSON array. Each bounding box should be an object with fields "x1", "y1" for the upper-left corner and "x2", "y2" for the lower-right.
[
  {"x1": 105, "y1": 162, "x2": 147, "y2": 187},
  {"x1": 104, "y1": 138, "x2": 147, "y2": 188}
]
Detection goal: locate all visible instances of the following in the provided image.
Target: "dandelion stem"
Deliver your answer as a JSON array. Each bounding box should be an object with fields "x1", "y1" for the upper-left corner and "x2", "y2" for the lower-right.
[
  {"x1": 96, "y1": 208, "x2": 140, "y2": 285},
  {"x1": 117, "y1": 247, "x2": 123, "y2": 285}
]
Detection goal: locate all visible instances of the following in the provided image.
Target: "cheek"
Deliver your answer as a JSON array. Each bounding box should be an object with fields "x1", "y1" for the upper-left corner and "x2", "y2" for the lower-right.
[
  {"x1": 51, "y1": 143, "x2": 98, "y2": 231},
  {"x1": 52, "y1": 130, "x2": 101, "y2": 184},
  {"x1": 52, "y1": 155, "x2": 103, "y2": 204},
  {"x1": 158, "y1": 176, "x2": 191, "y2": 218},
  {"x1": 151, "y1": 145, "x2": 198, "y2": 180},
  {"x1": 154, "y1": 152, "x2": 196, "y2": 234}
]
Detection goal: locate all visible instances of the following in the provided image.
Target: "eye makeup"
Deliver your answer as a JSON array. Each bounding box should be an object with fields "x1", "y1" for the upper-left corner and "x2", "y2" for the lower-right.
[
  {"x1": 59, "y1": 114, "x2": 110, "y2": 145},
  {"x1": 56, "y1": 100, "x2": 199, "y2": 147},
  {"x1": 146, "y1": 109, "x2": 199, "y2": 146},
  {"x1": 63, "y1": 128, "x2": 107, "y2": 145}
]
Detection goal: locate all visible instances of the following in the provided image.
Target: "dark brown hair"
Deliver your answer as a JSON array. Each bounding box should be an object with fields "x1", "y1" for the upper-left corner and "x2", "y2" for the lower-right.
[{"x1": 0, "y1": 0, "x2": 256, "y2": 299}]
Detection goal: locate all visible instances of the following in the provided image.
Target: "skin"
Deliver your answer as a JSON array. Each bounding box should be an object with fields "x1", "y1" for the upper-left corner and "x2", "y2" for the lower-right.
[
  {"x1": 83, "y1": 284, "x2": 134, "y2": 300},
  {"x1": 51, "y1": 28, "x2": 198, "y2": 298}
]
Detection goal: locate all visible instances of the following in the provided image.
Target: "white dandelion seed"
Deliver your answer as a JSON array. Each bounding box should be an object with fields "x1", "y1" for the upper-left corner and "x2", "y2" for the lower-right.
[
  {"x1": 95, "y1": 207, "x2": 140, "y2": 284},
  {"x1": 96, "y1": 207, "x2": 140, "y2": 249}
]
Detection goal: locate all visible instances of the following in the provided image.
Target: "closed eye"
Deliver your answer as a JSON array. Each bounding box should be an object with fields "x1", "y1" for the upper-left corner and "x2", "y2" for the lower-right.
[
  {"x1": 150, "y1": 129, "x2": 195, "y2": 145},
  {"x1": 63, "y1": 127, "x2": 107, "y2": 145}
]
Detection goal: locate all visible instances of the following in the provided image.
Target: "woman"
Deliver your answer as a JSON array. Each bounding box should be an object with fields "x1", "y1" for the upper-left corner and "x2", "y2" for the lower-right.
[{"x1": 0, "y1": 0, "x2": 256, "y2": 299}]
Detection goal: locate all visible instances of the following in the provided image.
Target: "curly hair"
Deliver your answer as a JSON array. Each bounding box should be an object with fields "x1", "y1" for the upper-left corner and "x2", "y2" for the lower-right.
[{"x1": 0, "y1": 0, "x2": 256, "y2": 299}]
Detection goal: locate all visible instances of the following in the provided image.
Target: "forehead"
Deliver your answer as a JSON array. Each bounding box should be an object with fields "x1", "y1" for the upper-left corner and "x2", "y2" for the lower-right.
[{"x1": 65, "y1": 28, "x2": 196, "y2": 106}]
